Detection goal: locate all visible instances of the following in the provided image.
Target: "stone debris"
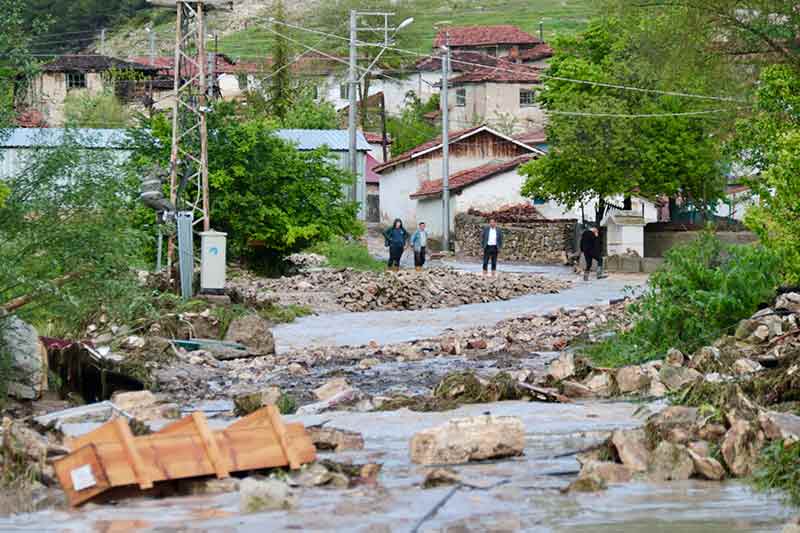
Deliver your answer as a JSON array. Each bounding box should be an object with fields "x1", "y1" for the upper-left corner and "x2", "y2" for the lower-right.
[
  {"x1": 687, "y1": 449, "x2": 725, "y2": 481},
  {"x1": 616, "y1": 366, "x2": 650, "y2": 394},
  {"x1": 721, "y1": 419, "x2": 764, "y2": 477},
  {"x1": 307, "y1": 426, "x2": 365, "y2": 452},
  {"x1": 228, "y1": 267, "x2": 569, "y2": 313},
  {"x1": 233, "y1": 387, "x2": 283, "y2": 416},
  {"x1": 409, "y1": 415, "x2": 525, "y2": 465},
  {"x1": 611, "y1": 429, "x2": 650, "y2": 472},
  {"x1": 658, "y1": 365, "x2": 703, "y2": 391},
  {"x1": 239, "y1": 478, "x2": 295, "y2": 513},
  {"x1": 758, "y1": 411, "x2": 800, "y2": 443},
  {"x1": 223, "y1": 314, "x2": 276, "y2": 355},
  {"x1": 578, "y1": 460, "x2": 633, "y2": 484},
  {"x1": 1, "y1": 317, "x2": 48, "y2": 400},
  {"x1": 313, "y1": 378, "x2": 353, "y2": 402},
  {"x1": 110, "y1": 390, "x2": 179, "y2": 422},
  {"x1": 647, "y1": 442, "x2": 694, "y2": 482},
  {"x1": 422, "y1": 467, "x2": 462, "y2": 488}
]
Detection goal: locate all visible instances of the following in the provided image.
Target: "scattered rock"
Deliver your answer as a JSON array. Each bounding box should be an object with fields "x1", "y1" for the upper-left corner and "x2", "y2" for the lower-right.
[
  {"x1": 563, "y1": 476, "x2": 606, "y2": 493},
  {"x1": 440, "y1": 338, "x2": 462, "y2": 356},
  {"x1": 466, "y1": 339, "x2": 488, "y2": 350},
  {"x1": 758, "y1": 411, "x2": 800, "y2": 443},
  {"x1": 665, "y1": 348, "x2": 685, "y2": 367},
  {"x1": 646, "y1": 406, "x2": 701, "y2": 445},
  {"x1": 111, "y1": 391, "x2": 179, "y2": 422},
  {"x1": 313, "y1": 378, "x2": 352, "y2": 401},
  {"x1": 611, "y1": 429, "x2": 650, "y2": 472},
  {"x1": 687, "y1": 449, "x2": 725, "y2": 481},
  {"x1": 579, "y1": 460, "x2": 633, "y2": 484},
  {"x1": 561, "y1": 380, "x2": 593, "y2": 398},
  {"x1": 288, "y1": 363, "x2": 308, "y2": 376},
  {"x1": 721, "y1": 419, "x2": 764, "y2": 477},
  {"x1": 358, "y1": 358, "x2": 380, "y2": 370},
  {"x1": 582, "y1": 371, "x2": 612, "y2": 397},
  {"x1": 648, "y1": 379, "x2": 668, "y2": 398},
  {"x1": 123, "y1": 335, "x2": 147, "y2": 349},
  {"x1": 616, "y1": 366, "x2": 650, "y2": 394},
  {"x1": 224, "y1": 315, "x2": 275, "y2": 355},
  {"x1": 289, "y1": 463, "x2": 333, "y2": 488},
  {"x1": 733, "y1": 358, "x2": 763, "y2": 375},
  {"x1": 422, "y1": 468, "x2": 462, "y2": 488},
  {"x1": 658, "y1": 365, "x2": 703, "y2": 391},
  {"x1": 178, "y1": 477, "x2": 241, "y2": 495},
  {"x1": 307, "y1": 426, "x2": 365, "y2": 452},
  {"x1": 239, "y1": 478, "x2": 295, "y2": 513},
  {"x1": 296, "y1": 388, "x2": 363, "y2": 415},
  {"x1": 233, "y1": 387, "x2": 283, "y2": 416},
  {"x1": 1, "y1": 317, "x2": 48, "y2": 400},
  {"x1": 648, "y1": 442, "x2": 694, "y2": 481},
  {"x1": 546, "y1": 352, "x2": 575, "y2": 381},
  {"x1": 409, "y1": 415, "x2": 525, "y2": 465},
  {"x1": 689, "y1": 346, "x2": 721, "y2": 371},
  {"x1": 776, "y1": 293, "x2": 800, "y2": 314}
]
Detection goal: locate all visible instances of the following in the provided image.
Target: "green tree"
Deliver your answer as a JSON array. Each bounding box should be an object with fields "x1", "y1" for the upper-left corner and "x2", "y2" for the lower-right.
[
  {"x1": 280, "y1": 87, "x2": 338, "y2": 129},
  {"x1": 387, "y1": 92, "x2": 439, "y2": 156},
  {"x1": 0, "y1": 130, "x2": 149, "y2": 334},
  {"x1": 520, "y1": 14, "x2": 735, "y2": 223},
  {"x1": 64, "y1": 89, "x2": 130, "y2": 128},
  {"x1": 134, "y1": 103, "x2": 360, "y2": 261}
]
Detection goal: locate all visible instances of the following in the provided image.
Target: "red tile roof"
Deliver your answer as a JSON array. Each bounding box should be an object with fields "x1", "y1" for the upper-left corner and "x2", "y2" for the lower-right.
[
  {"x1": 518, "y1": 43, "x2": 554, "y2": 62},
  {"x1": 365, "y1": 154, "x2": 381, "y2": 184},
  {"x1": 449, "y1": 61, "x2": 542, "y2": 85},
  {"x1": 416, "y1": 50, "x2": 503, "y2": 73},
  {"x1": 373, "y1": 125, "x2": 484, "y2": 173},
  {"x1": 129, "y1": 54, "x2": 263, "y2": 77},
  {"x1": 410, "y1": 154, "x2": 538, "y2": 198},
  {"x1": 515, "y1": 127, "x2": 547, "y2": 146},
  {"x1": 363, "y1": 131, "x2": 392, "y2": 144},
  {"x1": 434, "y1": 26, "x2": 540, "y2": 48}
]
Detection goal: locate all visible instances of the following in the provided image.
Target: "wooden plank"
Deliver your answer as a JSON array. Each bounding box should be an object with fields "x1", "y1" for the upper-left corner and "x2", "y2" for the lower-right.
[
  {"x1": 53, "y1": 444, "x2": 111, "y2": 507},
  {"x1": 65, "y1": 417, "x2": 122, "y2": 450},
  {"x1": 157, "y1": 414, "x2": 200, "y2": 435},
  {"x1": 265, "y1": 405, "x2": 301, "y2": 469},
  {"x1": 113, "y1": 417, "x2": 153, "y2": 490},
  {"x1": 226, "y1": 407, "x2": 271, "y2": 430},
  {"x1": 192, "y1": 412, "x2": 230, "y2": 478}
]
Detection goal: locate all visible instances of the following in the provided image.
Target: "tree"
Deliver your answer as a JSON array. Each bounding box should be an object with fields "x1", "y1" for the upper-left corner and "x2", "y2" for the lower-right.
[
  {"x1": 268, "y1": 0, "x2": 292, "y2": 119},
  {"x1": 386, "y1": 92, "x2": 439, "y2": 156},
  {"x1": 0, "y1": 130, "x2": 149, "y2": 333},
  {"x1": 64, "y1": 89, "x2": 130, "y2": 128},
  {"x1": 520, "y1": 14, "x2": 734, "y2": 224},
  {"x1": 134, "y1": 102, "x2": 360, "y2": 261}
]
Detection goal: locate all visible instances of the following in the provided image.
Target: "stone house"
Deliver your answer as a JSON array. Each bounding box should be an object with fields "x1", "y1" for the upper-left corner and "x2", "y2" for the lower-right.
[
  {"x1": 375, "y1": 124, "x2": 543, "y2": 236},
  {"x1": 25, "y1": 55, "x2": 162, "y2": 126},
  {"x1": 433, "y1": 25, "x2": 552, "y2": 67}
]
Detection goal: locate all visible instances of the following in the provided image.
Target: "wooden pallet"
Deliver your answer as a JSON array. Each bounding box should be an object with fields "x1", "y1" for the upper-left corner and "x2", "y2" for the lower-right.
[{"x1": 54, "y1": 406, "x2": 316, "y2": 507}]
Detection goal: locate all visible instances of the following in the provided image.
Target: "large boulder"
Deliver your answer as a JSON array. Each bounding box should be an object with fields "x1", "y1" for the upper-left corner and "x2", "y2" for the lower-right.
[
  {"x1": 658, "y1": 365, "x2": 703, "y2": 391},
  {"x1": 1, "y1": 316, "x2": 48, "y2": 400},
  {"x1": 111, "y1": 390, "x2": 179, "y2": 421},
  {"x1": 546, "y1": 352, "x2": 575, "y2": 381},
  {"x1": 646, "y1": 406, "x2": 701, "y2": 445},
  {"x1": 648, "y1": 441, "x2": 694, "y2": 481},
  {"x1": 616, "y1": 366, "x2": 650, "y2": 394},
  {"x1": 409, "y1": 415, "x2": 525, "y2": 465},
  {"x1": 776, "y1": 293, "x2": 800, "y2": 314},
  {"x1": 759, "y1": 411, "x2": 800, "y2": 443},
  {"x1": 224, "y1": 314, "x2": 275, "y2": 355},
  {"x1": 582, "y1": 371, "x2": 612, "y2": 397},
  {"x1": 721, "y1": 419, "x2": 764, "y2": 477},
  {"x1": 313, "y1": 378, "x2": 352, "y2": 402},
  {"x1": 579, "y1": 460, "x2": 633, "y2": 484},
  {"x1": 687, "y1": 449, "x2": 725, "y2": 481},
  {"x1": 239, "y1": 478, "x2": 295, "y2": 513},
  {"x1": 611, "y1": 429, "x2": 650, "y2": 472}
]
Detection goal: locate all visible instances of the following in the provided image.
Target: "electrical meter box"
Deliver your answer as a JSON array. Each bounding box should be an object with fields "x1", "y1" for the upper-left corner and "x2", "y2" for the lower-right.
[{"x1": 200, "y1": 230, "x2": 227, "y2": 294}]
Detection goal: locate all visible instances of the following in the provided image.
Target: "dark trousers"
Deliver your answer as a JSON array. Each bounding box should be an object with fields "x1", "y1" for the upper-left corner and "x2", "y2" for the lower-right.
[
  {"x1": 414, "y1": 247, "x2": 426, "y2": 267},
  {"x1": 584, "y1": 253, "x2": 603, "y2": 272},
  {"x1": 388, "y1": 244, "x2": 404, "y2": 267},
  {"x1": 483, "y1": 245, "x2": 498, "y2": 271}
]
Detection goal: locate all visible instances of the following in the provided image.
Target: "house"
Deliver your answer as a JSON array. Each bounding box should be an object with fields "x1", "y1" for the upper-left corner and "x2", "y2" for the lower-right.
[
  {"x1": 25, "y1": 55, "x2": 163, "y2": 126},
  {"x1": 375, "y1": 124, "x2": 544, "y2": 235},
  {"x1": 274, "y1": 129, "x2": 371, "y2": 220},
  {"x1": 433, "y1": 25, "x2": 553, "y2": 67},
  {"x1": 363, "y1": 131, "x2": 392, "y2": 163},
  {"x1": 365, "y1": 154, "x2": 382, "y2": 222},
  {"x1": 0, "y1": 128, "x2": 131, "y2": 180},
  {"x1": 447, "y1": 61, "x2": 546, "y2": 134}
]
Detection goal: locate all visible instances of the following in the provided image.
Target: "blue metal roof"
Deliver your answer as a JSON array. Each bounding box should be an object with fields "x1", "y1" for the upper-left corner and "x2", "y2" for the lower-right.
[
  {"x1": 0, "y1": 128, "x2": 130, "y2": 149},
  {"x1": 275, "y1": 129, "x2": 370, "y2": 152}
]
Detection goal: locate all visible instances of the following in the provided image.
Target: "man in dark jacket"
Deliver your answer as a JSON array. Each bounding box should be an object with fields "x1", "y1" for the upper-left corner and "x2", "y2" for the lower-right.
[
  {"x1": 383, "y1": 218, "x2": 408, "y2": 270},
  {"x1": 481, "y1": 218, "x2": 503, "y2": 275},
  {"x1": 580, "y1": 226, "x2": 607, "y2": 281}
]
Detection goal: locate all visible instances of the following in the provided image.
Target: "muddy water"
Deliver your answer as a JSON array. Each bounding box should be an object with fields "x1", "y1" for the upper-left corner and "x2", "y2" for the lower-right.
[{"x1": 3, "y1": 401, "x2": 792, "y2": 532}]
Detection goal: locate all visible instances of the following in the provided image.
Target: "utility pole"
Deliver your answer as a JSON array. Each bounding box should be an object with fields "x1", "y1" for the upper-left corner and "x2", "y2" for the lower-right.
[
  {"x1": 100, "y1": 28, "x2": 106, "y2": 55},
  {"x1": 348, "y1": 9, "x2": 358, "y2": 205},
  {"x1": 148, "y1": 29, "x2": 156, "y2": 65},
  {"x1": 441, "y1": 34, "x2": 451, "y2": 252}
]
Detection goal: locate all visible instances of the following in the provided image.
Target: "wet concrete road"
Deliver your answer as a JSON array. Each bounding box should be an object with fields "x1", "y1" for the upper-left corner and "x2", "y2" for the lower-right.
[
  {"x1": 6, "y1": 401, "x2": 792, "y2": 532},
  {"x1": 273, "y1": 267, "x2": 645, "y2": 353}
]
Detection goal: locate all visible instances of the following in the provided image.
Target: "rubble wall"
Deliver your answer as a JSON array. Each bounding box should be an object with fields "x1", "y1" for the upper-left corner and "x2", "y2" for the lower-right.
[{"x1": 454, "y1": 213, "x2": 577, "y2": 264}]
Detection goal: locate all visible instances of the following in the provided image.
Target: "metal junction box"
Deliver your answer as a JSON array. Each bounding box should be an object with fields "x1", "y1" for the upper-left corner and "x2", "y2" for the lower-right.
[{"x1": 200, "y1": 230, "x2": 227, "y2": 294}]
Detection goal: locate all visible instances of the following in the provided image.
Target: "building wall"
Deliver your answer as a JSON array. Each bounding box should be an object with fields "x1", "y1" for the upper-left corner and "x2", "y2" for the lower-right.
[
  {"x1": 321, "y1": 71, "x2": 439, "y2": 115},
  {"x1": 448, "y1": 82, "x2": 546, "y2": 134},
  {"x1": 30, "y1": 72, "x2": 107, "y2": 126}
]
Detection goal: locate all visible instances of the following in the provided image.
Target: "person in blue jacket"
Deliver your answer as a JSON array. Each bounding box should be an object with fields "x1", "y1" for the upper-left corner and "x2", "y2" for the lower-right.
[
  {"x1": 383, "y1": 218, "x2": 408, "y2": 270},
  {"x1": 411, "y1": 222, "x2": 428, "y2": 271}
]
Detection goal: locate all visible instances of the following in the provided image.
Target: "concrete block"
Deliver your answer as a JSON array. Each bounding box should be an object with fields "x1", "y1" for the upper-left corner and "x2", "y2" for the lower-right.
[
  {"x1": 620, "y1": 256, "x2": 642, "y2": 273},
  {"x1": 604, "y1": 255, "x2": 622, "y2": 272}
]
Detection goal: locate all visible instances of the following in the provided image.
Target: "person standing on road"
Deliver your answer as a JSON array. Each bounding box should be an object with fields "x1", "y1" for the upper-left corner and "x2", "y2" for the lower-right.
[
  {"x1": 383, "y1": 218, "x2": 408, "y2": 271},
  {"x1": 481, "y1": 218, "x2": 503, "y2": 276},
  {"x1": 580, "y1": 226, "x2": 607, "y2": 281},
  {"x1": 411, "y1": 222, "x2": 428, "y2": 272}
]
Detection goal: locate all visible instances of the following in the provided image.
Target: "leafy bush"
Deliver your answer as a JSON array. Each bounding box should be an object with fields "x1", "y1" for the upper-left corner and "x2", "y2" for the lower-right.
[
  {"x1": 583, "y1": 232, "x2": 781, "y2": 367},
  {"x1": 753, "y1": 440, "x2": 800, "y2": 506},
  {"x1": 310, "y1": 237, "x2": 385, "y2": 272}
]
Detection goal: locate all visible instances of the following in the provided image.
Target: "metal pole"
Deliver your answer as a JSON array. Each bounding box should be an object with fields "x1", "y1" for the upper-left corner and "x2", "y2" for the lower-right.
[
  {"x1": 166, "y1": 5, "x2": 183, "y2": 274},
  {"x1": 441, "y1": 37, "x2": 450, "y2": 252},
  {"x1": 149, "y1": 30, "x2": 156, "y2": 65},
  {"x1": 198, "y1": 2, "x2": 210, "y2": 232},
  {"x1": 348, "y1": 9, "x2": 358, "y2": 205},
  {"x1": 100, "y1": 28, "x2": 106, "y2": 54},
  {"x1": 156, "y1": 225, "x2": 163, "y2": 272}
]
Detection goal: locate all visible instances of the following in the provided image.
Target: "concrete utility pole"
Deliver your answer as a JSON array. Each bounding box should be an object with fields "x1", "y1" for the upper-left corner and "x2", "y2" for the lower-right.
[
  {"x1": 348, "y1": 9, "x2": 358, "y2": 205},
  {"x1": 148, "y1": 29, "x2": 156, "y2": 65},
  {"x1": 440, "y1": 34, "x2": 451, "y2": 252},
  {"x1": 100, "y1": 28, "x2": 106, "y2": 55}
]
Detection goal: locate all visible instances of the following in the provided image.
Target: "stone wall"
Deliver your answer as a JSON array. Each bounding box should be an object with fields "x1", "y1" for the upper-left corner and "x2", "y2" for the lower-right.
[
  {"x1": 644, "y1": 230, "x2": 758, "y2": 258},
  {"x1": 454, "y1": 213, "x2": 577, "y2": 264}
]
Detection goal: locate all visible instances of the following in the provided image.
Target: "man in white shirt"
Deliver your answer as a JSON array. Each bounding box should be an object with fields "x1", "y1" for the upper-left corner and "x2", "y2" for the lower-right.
[{"x1": 480, "y1": 218, "x2": 503, "y2": 275}]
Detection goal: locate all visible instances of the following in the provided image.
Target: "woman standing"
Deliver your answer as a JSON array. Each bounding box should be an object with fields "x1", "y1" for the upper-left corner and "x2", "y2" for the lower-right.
[{"x1": 383, "y1": 218, "x2": 408, "y2": 270}]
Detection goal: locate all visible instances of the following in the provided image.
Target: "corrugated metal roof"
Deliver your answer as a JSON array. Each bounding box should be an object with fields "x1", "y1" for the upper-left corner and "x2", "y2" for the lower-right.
[
  {"x1": 1, "y1": 128, "x2": 130, "y2": 149},
  {"x1": 275, "y1": 129, "x2": 370, "y2": 151}
]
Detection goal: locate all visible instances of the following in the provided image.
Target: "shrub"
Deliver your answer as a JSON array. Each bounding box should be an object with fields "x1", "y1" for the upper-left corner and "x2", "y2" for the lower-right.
[
  {"x1": 583, "y1": 232, "x2": 781, "y2": 367},
  {"x1": 310, "y1": 237, "x2": 385, "y2": 272},
  {"x1": 753, "y1": 440, "x2": 800, "y2": 506}
]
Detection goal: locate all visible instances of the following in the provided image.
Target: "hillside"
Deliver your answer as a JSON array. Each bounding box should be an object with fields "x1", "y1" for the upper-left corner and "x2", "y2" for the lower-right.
[{"x1": 102, "y1": 0, "x2": 595, "y2": 66}]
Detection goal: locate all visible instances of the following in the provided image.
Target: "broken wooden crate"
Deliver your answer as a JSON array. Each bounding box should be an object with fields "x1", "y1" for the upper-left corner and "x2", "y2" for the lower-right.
[{"x1": 54, "y1": 405, "x2": 316, "y2": 506}]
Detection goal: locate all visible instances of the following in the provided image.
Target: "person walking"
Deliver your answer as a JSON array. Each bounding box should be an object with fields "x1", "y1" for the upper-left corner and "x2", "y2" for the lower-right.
[
  {"x1": 383, "y1": 218, "x2": 408, "y2": 271},
  {"x1": 580, "y1": 226, "x2": 607, "y2": 281},
  {"x1": 481, "y1": 218, "x2": 503, "y2": 276},
  {"x1": 411, "y1": 222, "x2": 428, "y2": 272}
]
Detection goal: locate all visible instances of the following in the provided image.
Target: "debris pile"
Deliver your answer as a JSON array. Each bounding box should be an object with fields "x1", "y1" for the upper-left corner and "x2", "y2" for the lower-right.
[{"x1": 228, "y1": 267, "x2": 569, "y2": 313}]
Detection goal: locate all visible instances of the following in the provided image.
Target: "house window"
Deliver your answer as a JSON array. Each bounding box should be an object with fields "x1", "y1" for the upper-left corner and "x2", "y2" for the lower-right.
[
  {"x1": 236, "y1": 73, "x2": 248, "y2": 90},
  {"x1": 519, "y1": 88, "x2": 536, "y2": 107},
  {"x1": 66, "y1": 72, "x2": 87, "y2": 91},
  {"x1": 455, "y1": 87, "x2": 466, "y2": 107},
  {"x1": 339, "y1": 83, "x2": 349, "y2": 100}
]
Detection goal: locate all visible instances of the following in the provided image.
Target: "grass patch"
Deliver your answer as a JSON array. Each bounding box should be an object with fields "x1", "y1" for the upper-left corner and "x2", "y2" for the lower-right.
[
  {"x1": 753, "y1": 439, "x2": 800, "y2": 506},
  {"x1": 309, "y1": 238, "x2": 385, "y2": 272},
  {"x1": 259, "y1": 304, "x2": 313, "y2": 324}
]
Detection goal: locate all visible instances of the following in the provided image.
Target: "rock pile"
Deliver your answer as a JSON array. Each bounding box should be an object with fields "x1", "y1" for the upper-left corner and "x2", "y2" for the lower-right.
[{"x1": 228, "y1": 267, "x2": 569, "y2": 313}]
